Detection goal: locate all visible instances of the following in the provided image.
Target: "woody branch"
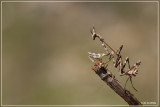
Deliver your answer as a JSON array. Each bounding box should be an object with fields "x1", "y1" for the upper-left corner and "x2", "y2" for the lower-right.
[{"x1": 93, "y1": 65, "x2": 142, "y2": 105}]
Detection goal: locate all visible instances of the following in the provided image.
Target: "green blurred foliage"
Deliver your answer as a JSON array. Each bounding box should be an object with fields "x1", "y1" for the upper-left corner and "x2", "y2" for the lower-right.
[{"x1": 1, "y1": 2, "x2": 158, "y2": 105}]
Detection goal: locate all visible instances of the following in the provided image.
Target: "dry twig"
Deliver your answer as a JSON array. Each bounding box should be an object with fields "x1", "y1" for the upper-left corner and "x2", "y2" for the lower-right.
[{"x1": 92, "y1": 62, "x2": 142, "y2": 105}]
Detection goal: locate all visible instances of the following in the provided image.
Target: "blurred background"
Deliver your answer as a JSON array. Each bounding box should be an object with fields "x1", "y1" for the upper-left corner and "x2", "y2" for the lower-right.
[{"x1": 1, "y1": 1, "x2": 158, "y2": 105}]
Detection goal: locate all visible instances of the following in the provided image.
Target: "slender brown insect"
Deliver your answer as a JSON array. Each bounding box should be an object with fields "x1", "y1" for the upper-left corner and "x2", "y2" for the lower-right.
[{"x1": 88, "y1": 27, "x2": 141, "y2": 91}]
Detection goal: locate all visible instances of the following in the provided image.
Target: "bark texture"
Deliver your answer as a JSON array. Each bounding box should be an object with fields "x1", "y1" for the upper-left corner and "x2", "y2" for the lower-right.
[{"x1": 94, "y1": 67, "x2": 142, "y2": 105}]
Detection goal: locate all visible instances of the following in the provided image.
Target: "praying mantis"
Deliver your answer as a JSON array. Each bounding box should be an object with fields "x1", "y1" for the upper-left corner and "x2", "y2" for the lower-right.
[{"x1": 88, "y1": 27, "x2": 141, "y2": 91}]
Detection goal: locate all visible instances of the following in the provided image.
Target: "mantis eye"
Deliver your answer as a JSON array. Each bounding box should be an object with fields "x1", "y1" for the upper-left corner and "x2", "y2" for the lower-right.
[{"x1": 136, "y1": 60, "x2": 141, "y2": 66}]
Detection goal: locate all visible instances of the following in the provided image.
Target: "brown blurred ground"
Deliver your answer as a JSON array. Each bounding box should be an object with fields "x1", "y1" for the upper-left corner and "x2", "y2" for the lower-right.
[{"x1": 1, "y1": 2, "x2": 158, "y2": 105}]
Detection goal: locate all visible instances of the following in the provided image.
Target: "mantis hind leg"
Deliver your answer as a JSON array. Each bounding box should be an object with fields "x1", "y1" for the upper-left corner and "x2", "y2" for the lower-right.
[
  {"x1": 130, "y1": 76, "x2": 138, "y2": 91},
  {"x1": 124, "y1": 76, "x2": 138, "y2": 91},
  {"x1": 124, "y1": 76, "x2": 130, "y2": 90}
]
